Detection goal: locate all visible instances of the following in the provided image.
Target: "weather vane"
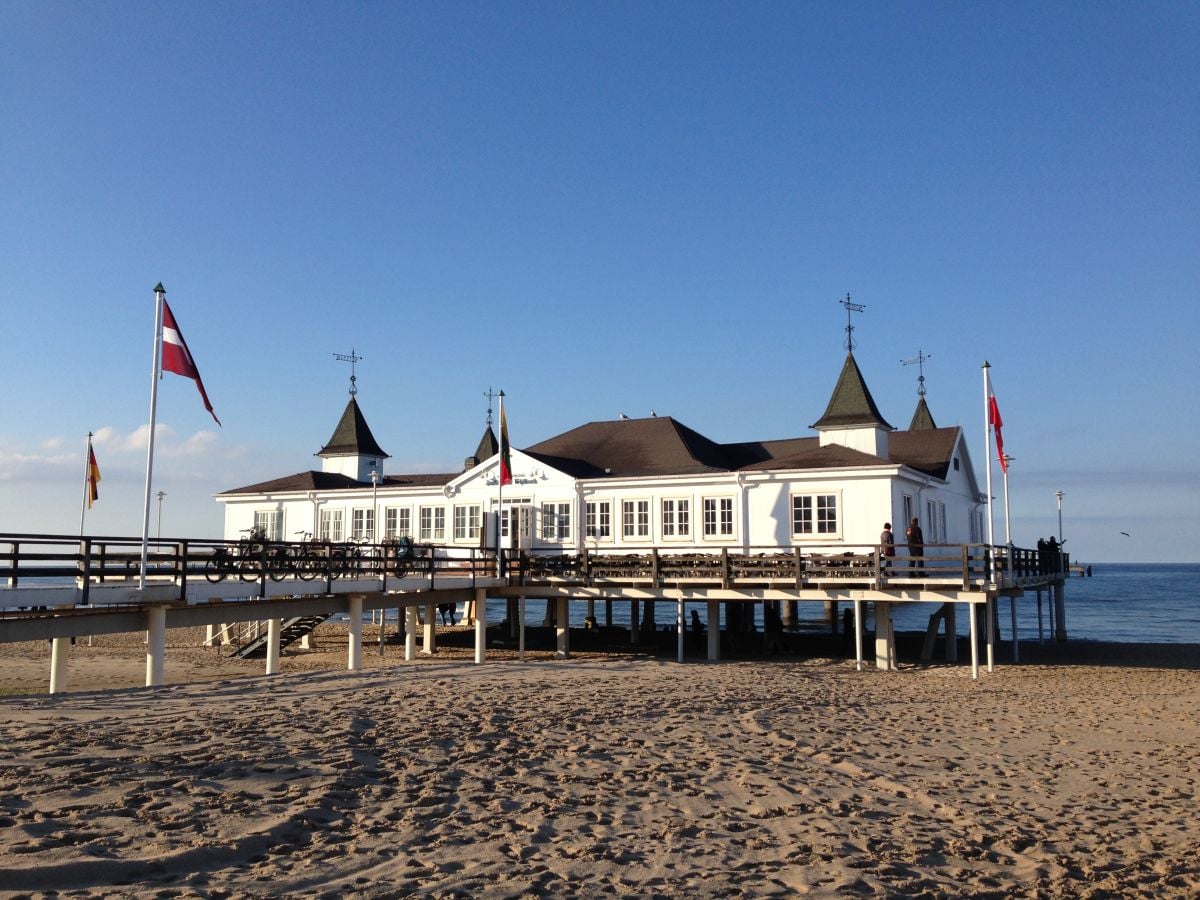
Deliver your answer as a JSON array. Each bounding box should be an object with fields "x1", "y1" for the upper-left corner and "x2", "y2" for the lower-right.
[
  {"x1": 333, "y1": 349, "x2": 363, "y2": 396},
  {"x1": 840, "y1": 293, "x2": 865, "y2": 351},
  {"x1": 483, "y1": 386, "x2": 501, "y2": 429},
  {"x1": 901, "y1": 349, "x2": 932, "y2": 397}
]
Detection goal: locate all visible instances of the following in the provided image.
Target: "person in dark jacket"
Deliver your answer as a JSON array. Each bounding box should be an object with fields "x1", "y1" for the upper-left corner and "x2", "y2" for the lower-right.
[
  {"x1": 905, "y1": 517, "x2": 924, "y2": 573},
  {"x1": 880, "y1": 522, "x2": 895, "y2": 569}
]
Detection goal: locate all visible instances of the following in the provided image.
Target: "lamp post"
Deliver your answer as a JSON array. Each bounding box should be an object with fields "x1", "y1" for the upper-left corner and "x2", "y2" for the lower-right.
[
  {"x1": 156, "y1": 490, "x2": 166, "y2": 540},
  {"x1": 369, "y1": 469, "x2": 380, "y2": 543},
  {"x1": 1055, "y1": 490, "x2": 1064, "y2": 544}
]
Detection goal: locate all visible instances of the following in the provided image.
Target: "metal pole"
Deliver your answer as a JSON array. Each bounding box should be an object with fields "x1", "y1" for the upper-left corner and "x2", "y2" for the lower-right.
[
  {"x1": 156, "y1": 491, "x2": 166, "y2": 540},
  {"x1": 139, "y1": 285, "x2": 166, "y2": 591},
  {"x1": 982, "y1": 363, "x2": 995, "y2": 584}
]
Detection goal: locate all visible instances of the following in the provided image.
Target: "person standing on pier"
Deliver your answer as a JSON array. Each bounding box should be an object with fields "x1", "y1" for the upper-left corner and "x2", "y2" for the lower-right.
[
  {"x1": 880, "y1": 522, "x2": 895, "y2": 569},
  {"x1": 905, "y1": 517, "x2": 924, "y2": 573}
]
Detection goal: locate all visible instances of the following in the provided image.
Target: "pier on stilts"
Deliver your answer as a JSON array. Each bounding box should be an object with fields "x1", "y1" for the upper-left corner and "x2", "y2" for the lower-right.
[{"x1": 1, "y1": 532, "x2": 1069, "y2": 694}]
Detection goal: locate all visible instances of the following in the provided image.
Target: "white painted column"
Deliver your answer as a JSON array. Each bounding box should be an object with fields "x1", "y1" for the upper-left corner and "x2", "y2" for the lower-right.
[
  {"x1": 518, "y1": 596, "x2": 526, "y2": 661},
  {"x1": 676, "y1": 597, "x2": 684, "y2": 663},
  {"x1": 706, "y1": 599, "x2": 720, "y2": 661},
  {"x1": 1053, "y1": 582, "x2": 1067, "y2": 642},
  {"x1": 423, "y1": 601, "x2": 436, "y2": 655},
  {"x1": 204, "y1": 623, "x2": 216, "y2": 648},
  {"x1": 405, "y1": 605, "x2": 417, "y2": 661},
  {"x1": 945, "y1": 604, "x2": 958, "y2": 663},
  {"x1": 1010, "y1": 595, "x2": 1020, "y2": 663},
  {"x1": 474, "y1": 589, "x2": 487, "y2": 664},
  {"x1": 854, "y1": 599, "x2": 863, "y2": 671},
  {"x1": 266, "y1": 618, "x2": 281, "y2": 675},
  {"x1": 50, "y1": 636, "x2": 70, "y2": 694},
  {"x1": 348, "y1": 595, "x2": 363, "y2": 671},
  {"x1": 969, "y1": 601, "x2": 979, "y2": 679},
  {"x1": 555, "y1": 597, "x2": 569, "y2": 659},
  {"x1": 986, "y1": 597, "x2": 995, "y2": 673},
  {"x1": 874, "y1": 601, "x2": 896, "y2": 671},
  {"x1": 145, "y1": 606, "x2": 166, "y2": 687}
]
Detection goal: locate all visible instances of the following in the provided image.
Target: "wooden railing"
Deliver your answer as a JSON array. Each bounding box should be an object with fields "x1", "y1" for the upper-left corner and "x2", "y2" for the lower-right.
[
  {"x1": 0, "y1": 532, "x2": 502, "y2": 603},
  {"x1": 1, "y1": 533, "x2": 1067, "y2": 604},
  {"x1": 509, "y1": 543, "x2": 1068, "y2": 592}
]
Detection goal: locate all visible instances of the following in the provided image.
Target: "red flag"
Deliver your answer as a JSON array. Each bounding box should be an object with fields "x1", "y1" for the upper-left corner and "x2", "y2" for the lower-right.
[
  {"x1": 498, "y1": 402, "x2": 513, "y2": 486},
  {"x1": 988, "y1": 394, "x2": 1007, "y2": 473},
  {"x1": 162, "y1": 300, "x2": 221, "y2": 426},
  {"x1": 86, "y1": 444, "x2": 101, "y2": 508}
]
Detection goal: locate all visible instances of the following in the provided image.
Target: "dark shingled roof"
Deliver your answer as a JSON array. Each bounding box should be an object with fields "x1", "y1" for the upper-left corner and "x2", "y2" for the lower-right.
[
  {"x1": 908, "y1": 396, "x2": 938, "y2": 431},
  {"x1": 473, "y1": 426, "x2": 499, "y2": 461},
  {"x1": 740, "y1": 440, "x2": 887, "y2": 472},
  {"x1": 811, "y1": 353, "x2": 893, "y2": 431},
  {"x1": 220, "y1": 469, "x2": 455, "y2": 496},
  {"x1": 888, "y1": 427, "x2": 960, "y2": 479},
  {"x1": 318, "y1": 397, "x2": 389, "y2": 459},
  {"x1": 524, "y1": 416, "x2": 731, "y2": 478}
]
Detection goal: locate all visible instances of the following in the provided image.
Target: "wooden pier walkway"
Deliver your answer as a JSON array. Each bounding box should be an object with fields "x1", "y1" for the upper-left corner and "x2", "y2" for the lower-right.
[{"x1": 1, "y1": 532, "x2": 1068, "y2": 693}]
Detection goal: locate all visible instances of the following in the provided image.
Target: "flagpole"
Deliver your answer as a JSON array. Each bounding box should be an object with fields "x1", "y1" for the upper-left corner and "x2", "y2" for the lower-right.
[
  {"x1": 496, "y1": 390, "x2": 505, "y2": 577},
  {"x1": 139, "y1": 283, "x2": 166, "y2": 591},
  {"x1": 79, "y1": 431, "x2": 93, "y2": 536},
  {"x1": 982, "y1": 362, "x2": 995, "y2": 584}
]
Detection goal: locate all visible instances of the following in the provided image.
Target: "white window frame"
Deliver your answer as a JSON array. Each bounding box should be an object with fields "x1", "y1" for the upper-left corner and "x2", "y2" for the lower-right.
[
  {"x1": 621, "y1": 499, "x2": 650, "y2": 540},
  {"x1": 585, "y1": 500, "x2": 612, "y2": 541},
  {"x1": 702, "y1": 497, "x2": 735, "y2": 539},
  {"x1": 384, "y1": 506, "x2": 411, "y2": 540},
  {"x1": 351, "y1": 507, "x2": 375, "y2": 542},
  {"x1": 790, "y1": 492, "x2": 840, "y2": 539},
  {"x1": 540, "y1": 502, "x2": 572, "y2": 542},
  {"x1": 661, "y1": 498, "x2": 691, "y2": 540},
  {"x1": 254, "y1": 509, "x2": 282, "y2": 541},
  {"x1": 419, "y1": 505, "x2": 446, "y2": 542},
  {"x1": 453, "y1": 504, "x2": 482, "y2": 542},
  {"x1": 318, "y1": 508, "x2": 344, "y2": 543}
]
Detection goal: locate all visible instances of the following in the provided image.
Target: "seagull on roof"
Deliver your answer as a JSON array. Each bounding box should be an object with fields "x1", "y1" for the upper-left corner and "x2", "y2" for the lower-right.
[{"x1": 619, "y1": 412, "x2": 629, "y2": 419}]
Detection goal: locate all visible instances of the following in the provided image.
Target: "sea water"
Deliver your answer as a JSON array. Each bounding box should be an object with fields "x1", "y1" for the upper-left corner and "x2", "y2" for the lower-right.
[{"x1": 475, "y1": 563, "x2": 1200, "y2": 645}]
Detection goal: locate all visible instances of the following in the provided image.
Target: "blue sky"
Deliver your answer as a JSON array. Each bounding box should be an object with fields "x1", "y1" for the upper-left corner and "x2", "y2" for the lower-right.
[{"x1": 2, "y1": 2, "x2": 1197, "y2": 561}]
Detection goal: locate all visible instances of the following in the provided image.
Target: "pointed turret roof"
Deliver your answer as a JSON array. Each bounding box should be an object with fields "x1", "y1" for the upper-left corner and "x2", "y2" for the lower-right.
[
  {"x1": 908, "y1": 396, "x2": 937, "y2": 431},
  {"x1": 474, "y1": 425, "x2": 499, "y2": 461},
  {"x1": 317, "y1": 397, "x2": 389, "y2": 459},
  {"x1": 811, "y1": 352, "x2": 893, "y2": 430}
]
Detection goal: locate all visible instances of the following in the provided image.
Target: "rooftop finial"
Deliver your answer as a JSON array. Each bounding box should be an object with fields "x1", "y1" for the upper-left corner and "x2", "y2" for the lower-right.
[
  {"x1": 483, "y1": 386, "x2": 500, "y2": 429},
  {"x1": 840, "y1": 293, "x2": 865, "y2": 352},
  {"x1": 333, "y1": 348, "x2": 363, "y2": 396},
  {"x1": 901, "y1": 349, "x2": 932, "y2": 397}
]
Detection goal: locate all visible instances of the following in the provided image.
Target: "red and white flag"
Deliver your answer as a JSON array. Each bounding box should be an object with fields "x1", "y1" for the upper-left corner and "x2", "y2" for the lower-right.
[
  {"x1": 988, "y1": 393, "x2": 1006, "y2": 473},
  {"x1": 162, "y1": 300, "x2": 220, "y2": 425}
]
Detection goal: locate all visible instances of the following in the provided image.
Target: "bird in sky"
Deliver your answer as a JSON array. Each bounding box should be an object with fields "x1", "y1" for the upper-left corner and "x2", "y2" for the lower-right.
[{"x1": 1120, "y1": 532, "x2": 1131, "y2": 537}]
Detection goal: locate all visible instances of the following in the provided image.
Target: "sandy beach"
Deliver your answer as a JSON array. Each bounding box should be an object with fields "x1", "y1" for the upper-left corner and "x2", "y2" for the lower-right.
[{"x1": 1, "y1": 631, "x2": 1198, "y2": 897}]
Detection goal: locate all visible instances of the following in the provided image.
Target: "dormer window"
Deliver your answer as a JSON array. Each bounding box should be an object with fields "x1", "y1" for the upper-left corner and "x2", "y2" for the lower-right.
[{"x1": 953, "y1": 457, "x2": 960, "y2": 471}]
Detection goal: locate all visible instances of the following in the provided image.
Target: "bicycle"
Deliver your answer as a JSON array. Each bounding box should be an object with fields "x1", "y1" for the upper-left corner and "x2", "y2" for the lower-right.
[
  {"x1": 205, "y1": 526, "x2": 269, "y2": 583},
  {"x1": 267, "y1": 531, "x2": 320, "y2": 582}
]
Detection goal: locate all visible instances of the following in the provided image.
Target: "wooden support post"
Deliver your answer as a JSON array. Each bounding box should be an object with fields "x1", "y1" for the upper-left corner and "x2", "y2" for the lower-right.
[
  {"x1": 874, "y1": 601, "x2": 897, "y2": 671},
  {"x1": 1010, "y1": 595, "x2": 1020, "y2": 663},
  {"x1": 266, "y1": 618, "x2": 281, "y2": 675},
  {"x1": 145, "y1": 605, "x2": 166, "y2": 687},
  {"x1": 630, "y1": 599, "x2": 639, "y2": 644},
  {"x1": 1053, "y1": 582, "x2": 1067, "y2": 642},
  {"x1": 348, "y1": 595, "x2": 363, "y2": 671},
  {"x1": 474, "y1": 589, "x2": 487, "y2": 664},
  {"x1": 706, "y1": 598, "x2": 720, "y2": 661},
  {"x1": 555, "y1": 596, "x2": 569, "y2": 659},
  {"x1": 986, "y1": 596, "x2": 995, "y2": 673},
  {"x1": 50, "y1": 636, "x2": 70, "y2": 694},
  {"x1": 853, "y1": 599, "x2": 863, "y2": 672},
  {"x1": 423, "y1": 601, "x2": 436, "y2": 655},
  {"x1": 604, "y1": 597, "x2": 612, "y2": 627},
  {"x1": 969, "y1": 601, "x2": 979, "y2": 679},
  {"x1": 676, "y1": 597, "x2": 684, "y2": 663},
  {"x1": 405, "y1": 605, "x2": 417, "y2": 661},
  {"x1": 945, "y1": 604, "x2": 957, "y2": 662},
  {"x1": 518, "y1": 596, "x2": 526, "y2": 661}
]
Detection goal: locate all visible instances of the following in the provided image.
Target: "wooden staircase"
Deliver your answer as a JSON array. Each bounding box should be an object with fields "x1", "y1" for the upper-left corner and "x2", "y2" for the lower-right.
[{"x1": 233, "y1": 614, "x2": 333, "y2": 659}]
